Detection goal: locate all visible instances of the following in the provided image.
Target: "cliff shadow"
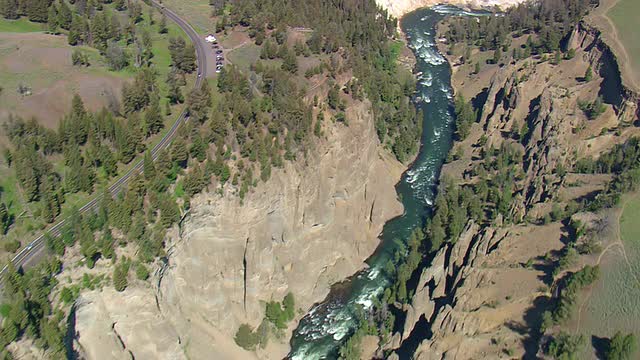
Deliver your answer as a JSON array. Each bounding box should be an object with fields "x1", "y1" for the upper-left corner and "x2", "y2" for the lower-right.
[
  {"x1": 395, "y1": 314, "x2": 433, "y2": 360},
  {"x1": 471, "y1": 87, "x2": 490, "y2": 123},
  {"x1": 597, "y1": 47, "x2": 624, "y2": 108},
  {"x1": 504, "y1": 295, "x2": 550, "y2": 360}
]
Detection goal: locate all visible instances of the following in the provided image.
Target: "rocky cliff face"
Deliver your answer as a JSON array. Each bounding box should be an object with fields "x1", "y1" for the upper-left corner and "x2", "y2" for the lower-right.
[
  {"x1": 73, "y1": 100, "x2": 406, "y2": 359},
  {"x1": 387, "y1": 19, "x2": 639, "y2": 360}
]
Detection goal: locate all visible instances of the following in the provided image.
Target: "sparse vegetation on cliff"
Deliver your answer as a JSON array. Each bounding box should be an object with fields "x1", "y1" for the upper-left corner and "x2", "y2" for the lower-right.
[{"x1": 234, "y1": 292, "x2": 296, "y2": 350}]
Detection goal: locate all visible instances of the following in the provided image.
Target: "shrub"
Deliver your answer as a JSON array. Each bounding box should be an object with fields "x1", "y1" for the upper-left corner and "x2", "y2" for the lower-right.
[
  {"x1": 546, "y1": 331, "x2": 585, "y2": 360},
  {"x1": 234, "y1": 324, "x2": 258, "y2": 350},
  {"x1": 135, "y1": 263, "x2": 150, "y2": 281},
  {"x1": 606, "y1": 332, "x2": 637, "y2": 360},
  {"x1": 4, "y1": 240, "x2": 20, "y2": 253}
]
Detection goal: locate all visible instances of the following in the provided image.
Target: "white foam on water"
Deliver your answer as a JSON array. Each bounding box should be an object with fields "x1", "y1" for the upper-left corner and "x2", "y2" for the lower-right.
[
  {"x1": 418, "y1": 47, "x2": 446, "y2": 66},
  {"x1": 367, "y1": 268, "x2": 380, "y2": 280}
]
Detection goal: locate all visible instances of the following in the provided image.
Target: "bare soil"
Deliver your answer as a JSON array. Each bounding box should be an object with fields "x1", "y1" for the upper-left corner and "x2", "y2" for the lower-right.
[{"x1": 0, "y1": 32, "x2": 126, "y2": 129}]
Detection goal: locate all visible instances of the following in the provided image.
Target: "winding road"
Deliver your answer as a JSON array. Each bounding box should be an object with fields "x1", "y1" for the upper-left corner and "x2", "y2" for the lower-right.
[{"x1": 0, "y1": 1, "x2": 206, "y2": 275}]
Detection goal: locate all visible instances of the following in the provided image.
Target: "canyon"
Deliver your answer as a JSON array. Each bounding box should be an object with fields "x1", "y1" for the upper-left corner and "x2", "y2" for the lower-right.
[
  {"x1": 57, "y1": 2, "x2": 640, "y2": 360},
  {"x1": 72, "y1": 99, "x2": 406, "y2": 358},
  {"x1": 384, "y1": 10, "x2": 639, "y2": 360}
]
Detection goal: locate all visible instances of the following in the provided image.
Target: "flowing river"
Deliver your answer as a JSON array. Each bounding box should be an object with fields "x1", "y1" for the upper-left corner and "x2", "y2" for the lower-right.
[{"x1": 288, "y1": 5, "x2": 484, "y2": 359}]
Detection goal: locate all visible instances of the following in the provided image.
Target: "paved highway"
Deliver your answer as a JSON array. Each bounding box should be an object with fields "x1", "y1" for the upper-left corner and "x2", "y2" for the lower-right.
[{"x1": 0, "y1": 0, "x2": 206, "y2": 274}]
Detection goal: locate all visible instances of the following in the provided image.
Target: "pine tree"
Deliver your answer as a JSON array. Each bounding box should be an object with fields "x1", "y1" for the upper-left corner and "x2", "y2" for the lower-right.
[
  {"x1": 144, "y1": 98, "x2": 163, "y2": 136},
  {"x1": 171, "y1": 138, "x2": 188, "y2": 168},
  {"x1": 0, "y1": 202, "x2": 10, "y2": 234},
  {"x1": 90, "y1": 10, "x2": 109, "y2": 52},
  {"x1": 156, "y1": 148, "x2": 172, "y2": 178},
  {"x1": 68, "y1": 15, "x2": 83, "y2": 45},
  {"x1": 109, "y1": 13, "x2": 121, "y2": 40},
  {"x1": 98, "y1": 187, "x2": 111, "y2": 227},
  {"x1": 26, "y1": 0, "x2": 53, "y2": 22},
  {"x1": 112, "y1": 259, "x2": 129, "y2": 291},
  {"x1": 47, "y1": 4, "x2": 59, "y2": 34},
  {"x1": 143, "y1": 150, "x2": 156, "y2": 181},
  {"x1": 184, "y1": 164, "x2": 205, "y2": 196},
  {"x1": 281, "y1": 48, "x2": 298, "y2": 74},
  {"x1": 167, "y1": 76, "x2": 183, "y2": 104},
  {"x1": 57, "y1": 0, "x2": 72, "y2": 29},
  {"x1": 190, "y1": 133, "x2": 206, "y2": 162},
  {"x1": 0, "y1": 0, "x2": 19, "y2": 19},
  {"x1": 186, "y1": 86, "x2": 211, "y2": 124},
  {"x1": 606, "y1": 331, "x2": 637, "y2": 360},
  {"x1": 114, "y1": 0, "x2": 125, "y2": 11},
  {"x1": 159, "y1": 194, "x2": 179, "y2": 227},
  {"x1": 584, "y1": 65, "x2": 593, "y2": 82},
  {"x1": 158, "y1": 13, "x2": 167, "y2": 34},
  {"x1": 492, "y1": 48, "x2": 502, "y2": 64}
]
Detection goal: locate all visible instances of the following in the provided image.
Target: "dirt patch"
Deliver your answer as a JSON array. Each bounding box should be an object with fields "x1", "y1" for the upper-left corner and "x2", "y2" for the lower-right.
[
  {"x1": 0, "y1": 32, "x2": 125, "y2": 129},
  {"x1": 219, "y1": 28, "x2": 251, "y2": 49}
]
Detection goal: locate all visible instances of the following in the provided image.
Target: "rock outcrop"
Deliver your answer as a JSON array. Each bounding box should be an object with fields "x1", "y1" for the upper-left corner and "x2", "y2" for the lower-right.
[
  {"x1": 73, "y1": 99, "x2": 406, "y2": 358},
  {"x1": 388, "y1": 15, "x2": 640, "y2": 360}
]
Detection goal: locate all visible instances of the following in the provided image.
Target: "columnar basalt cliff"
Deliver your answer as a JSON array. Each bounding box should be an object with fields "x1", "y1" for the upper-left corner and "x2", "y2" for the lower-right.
[
  {"x1": 384, "y1": 15, "x2": 639, "y2": 360},
  {"x1": 72, "y1": 99, "x2": 406, "y2": 358}
]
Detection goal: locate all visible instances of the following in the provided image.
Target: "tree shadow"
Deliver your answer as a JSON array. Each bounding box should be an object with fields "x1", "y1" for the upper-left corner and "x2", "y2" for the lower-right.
[
  {"x1": 591, "y1": 335, "x2": 610, "y2": 360},
  {"x1": 504, "y1": 295, "x2": 551, "y2": 359}
]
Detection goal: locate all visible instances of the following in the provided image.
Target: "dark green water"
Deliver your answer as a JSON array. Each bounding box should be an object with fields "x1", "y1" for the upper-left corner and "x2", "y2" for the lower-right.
[{"x1": 288, "y1": 5, "x2": 478, "y2": 359}]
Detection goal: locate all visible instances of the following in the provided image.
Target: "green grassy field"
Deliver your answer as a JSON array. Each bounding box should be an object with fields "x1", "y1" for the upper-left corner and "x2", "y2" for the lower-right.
[
  {"x1": 157, "y1": 0, "x2": 213, "y2": 35},
  {"x1": 575, "y1": 193, "x2": 640, "y2": 355},
  {"x1": 0, "y1": 17, "x2": 44, "y2": 33},
  {"x1": 607, "y1": 0, "x2": 640, "y2": 75},
  {"x1": 227, "y1": 43, "x2": 261, "y2": 72}
]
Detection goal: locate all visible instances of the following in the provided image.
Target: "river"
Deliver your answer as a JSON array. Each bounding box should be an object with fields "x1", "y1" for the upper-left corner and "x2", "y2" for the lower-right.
[{"x1": 287, "y1": 5, "x2": 481, "y2": 359}]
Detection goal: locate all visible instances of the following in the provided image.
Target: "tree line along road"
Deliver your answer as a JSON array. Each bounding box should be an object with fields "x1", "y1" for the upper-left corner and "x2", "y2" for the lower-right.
[{"x1": 0, "y1": 0, "x2": 207, "y2": 278}]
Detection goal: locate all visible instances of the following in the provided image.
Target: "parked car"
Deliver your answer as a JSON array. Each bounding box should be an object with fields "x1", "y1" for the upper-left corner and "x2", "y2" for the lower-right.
[{"x1": 216, "y1": 50, "x2": 223, "y2": 54}]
